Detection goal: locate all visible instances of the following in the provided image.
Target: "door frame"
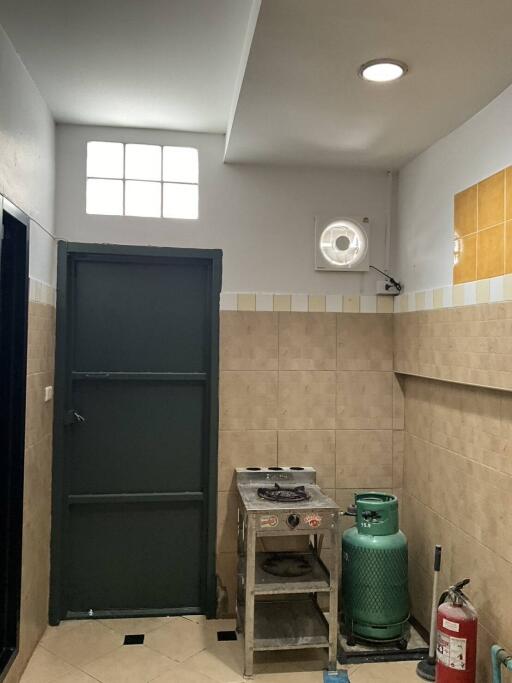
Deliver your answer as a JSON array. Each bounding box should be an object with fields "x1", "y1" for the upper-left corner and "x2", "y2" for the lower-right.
[
  {"x1": 49, "y1": 242, "x2": 222, "y2": 624},
  {"x1": 0, "y1": 197, "x2": 29, "y2": 681}
]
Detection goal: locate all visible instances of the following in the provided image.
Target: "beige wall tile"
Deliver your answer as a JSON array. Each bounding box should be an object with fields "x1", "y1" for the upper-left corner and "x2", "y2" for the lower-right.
[
  {"x1": 278, "y1": 371, "x2": 336, "y2": 429},
  {"x1": 308, "y1": 294, "x2": 326, "y2": 312},
  {"x1": 415, "y1": 291, "x2": 426, "y2": 311},
  {"x1": 376, "y1": 295, "x2": 394, "y2": 313},
  {"x1": 337, "y1": 314, "x2": 393, "y2": 371},
  {"x1": 335, "y1": 430, "x2": 392, "y2": 488},
  {"x1": 278, "y1": 430, "x2": 335, "y2": 488},
  {"x1": 217, "y1": 492, "x2": 238, "y2": 553},
  {"x1": 6, "y1": 302, "x2": 56, "y2": 683},
  {"x1": 218, "y1": 430, "x2": 277, "y2": 491},
  {"x1": 278, "y1": 312, "x2": 336, "y2": 370},
  {"x1": 452, "y1": 283, "x2": 466, "y2": 306},
  {"x1": 336, "y1": 371, "x2": 393, "y2": 429},
  {"x1": 393, "y1": 374, "x2": 405, "y2": 430},
  {"x1": 392, "y1": 430, "x2": 404, "y2": 489},
  {"x1": 273, "y1": 294, "x2": 291, "y2": 312},
  {"x1": 402, "y1": 375, "x2": 512, "y2": 682},
  {"x1": 237, "y1": 293, "x2": 256, "y2": 311},
  {"x1": 342, "y1": 295, "x2": 360, "y2": 313},
  {"x1": 220, "y1": 371, "x2": 278, "y2": 430},
  {"x1": 220, "y1": 311, "x2": 278, "y2": 370},
  {"x1": 475, "y1": 279, "x2": 490, "y2": 304},
  {"x1": 215, "y1": 552, "x2": 238, "y2": 617},
  {"x1": 433, "y1": 288, "x2": 444, "y2": 309}
]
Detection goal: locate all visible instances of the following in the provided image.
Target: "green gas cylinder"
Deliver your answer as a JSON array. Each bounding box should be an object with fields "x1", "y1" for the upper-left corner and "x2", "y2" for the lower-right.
[{"x1": 342, "y1": 492, "x2": 409, "y2": 643}]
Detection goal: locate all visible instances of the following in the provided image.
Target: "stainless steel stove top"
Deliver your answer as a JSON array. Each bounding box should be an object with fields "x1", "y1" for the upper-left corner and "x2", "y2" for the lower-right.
[{"x1": 236, "y1": 467, "x2": 338, "y2": 513}]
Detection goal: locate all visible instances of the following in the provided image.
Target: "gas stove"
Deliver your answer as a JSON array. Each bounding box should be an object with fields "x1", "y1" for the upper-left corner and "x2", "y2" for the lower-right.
[
  {"x1": 236, "y1": 467, "x2": 338, "y2": 532},
  {"x1": 235, "y1": 466, "x2": 340, "y2": 677}
]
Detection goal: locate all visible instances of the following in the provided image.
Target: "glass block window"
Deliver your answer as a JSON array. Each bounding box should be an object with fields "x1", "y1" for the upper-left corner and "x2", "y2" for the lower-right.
[{"x1": 86, "y1": 142, "x2": 199, "y2": 219}]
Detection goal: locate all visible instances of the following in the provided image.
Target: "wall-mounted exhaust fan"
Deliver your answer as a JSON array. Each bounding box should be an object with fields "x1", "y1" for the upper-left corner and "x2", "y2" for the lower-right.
[{"x1": 315, "y1": 216, "x2": 370, "y2": 271}]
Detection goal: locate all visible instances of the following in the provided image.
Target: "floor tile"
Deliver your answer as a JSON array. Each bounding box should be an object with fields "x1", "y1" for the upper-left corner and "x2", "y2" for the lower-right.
[
  {"x1": 82, "y1": 644, "x2": 174, "y2": 683},
  {"x1": 40, "y1": 620, "x2": 123, "y2": 667},
  {"x1": 253, "y1": 672, "x2": 324, "y2": 682},
  {"x1": 182, "y1": 614, "x2": 206, "y2": 624},
  {"x1": 99, "y1": 617, "x2": 168, "y2": 635},
  {"x1": 51, "y1": 670, "x2": 100, "y2": 683},
  {"x1": 184, "y1": 641, "x2": 244, "y2": 682},
  {"x1": 144, "y1": 616, "x2": 208, "y2": 662},
  {"x1": 149, "y1": 659, "x2": 219, "y2": 682},
  {"x1": 20, "y1": 645, "x2": 75, "y2": 683},
  {"x1": 349, "y1": 660, "x2": 419, "y2": 681}
]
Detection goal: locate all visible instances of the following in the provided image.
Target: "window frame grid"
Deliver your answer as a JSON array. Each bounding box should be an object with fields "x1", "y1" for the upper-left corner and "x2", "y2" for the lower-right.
[{"x1": 86, "y1": 142, "x2": 199, "y2": 219}]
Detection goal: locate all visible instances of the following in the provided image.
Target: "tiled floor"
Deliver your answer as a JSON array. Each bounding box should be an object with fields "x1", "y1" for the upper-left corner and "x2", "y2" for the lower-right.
[{"x1": 20, "y1": 616, "x2": 420, "y2": 683}]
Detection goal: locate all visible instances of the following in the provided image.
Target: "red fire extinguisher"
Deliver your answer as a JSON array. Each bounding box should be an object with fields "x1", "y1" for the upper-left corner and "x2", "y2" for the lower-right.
[{"x1": 436, "y1": 578, "x2": 477, "y2": 683}]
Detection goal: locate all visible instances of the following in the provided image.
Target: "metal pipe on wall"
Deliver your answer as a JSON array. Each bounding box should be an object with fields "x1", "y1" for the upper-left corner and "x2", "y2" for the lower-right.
[{"x1": 492, "y1": 645, "x2": 512, "y2": 683}]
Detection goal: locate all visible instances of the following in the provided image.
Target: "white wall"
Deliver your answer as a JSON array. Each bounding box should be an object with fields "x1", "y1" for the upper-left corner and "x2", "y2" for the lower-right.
[
  {"x1": 395, "y1": 83, "x2": 512, "y2": 293},
  {"x1": 0, "y1": 25, "x2": 56, "y2": 287},
  {"x1": 56, "y1": 124, "x2": 390, "y2": 294}
]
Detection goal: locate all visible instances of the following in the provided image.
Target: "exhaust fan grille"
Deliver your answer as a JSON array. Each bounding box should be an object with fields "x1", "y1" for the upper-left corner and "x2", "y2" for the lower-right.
[{"x1": 316, "y1": 217, "x2": 369, "y2": 271}]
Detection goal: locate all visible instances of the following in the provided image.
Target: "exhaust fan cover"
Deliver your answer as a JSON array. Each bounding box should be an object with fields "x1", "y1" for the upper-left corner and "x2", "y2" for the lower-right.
[{"x1": 315, "y1": 216, "x2": 370, "y2": 271}]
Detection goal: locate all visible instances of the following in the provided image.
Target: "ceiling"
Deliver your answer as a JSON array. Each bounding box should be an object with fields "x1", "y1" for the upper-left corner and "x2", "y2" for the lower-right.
[
  {"x1": 2, "y1": 0, "x2": 512, "y2": 168},
  {"x1": 0, "y1": 0, "x2": 253, "y2": 132},
  {"x1": 225, "y1": 0, "x2": 512, "y2": 168}
]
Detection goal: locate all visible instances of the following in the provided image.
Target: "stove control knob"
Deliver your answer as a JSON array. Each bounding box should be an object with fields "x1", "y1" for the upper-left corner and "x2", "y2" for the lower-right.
[{"x1": 287, "y1": 514, "x2": 300, "y2": 529}]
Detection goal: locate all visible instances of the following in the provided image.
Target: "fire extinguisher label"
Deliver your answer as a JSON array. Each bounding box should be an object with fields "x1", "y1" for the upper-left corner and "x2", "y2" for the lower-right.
[
  {"x1": 442, "y1": 618, "x2": 460, "y2": 632},
  {"x1": 437, "y1": 632, "x2": 467, "y2": 671}
]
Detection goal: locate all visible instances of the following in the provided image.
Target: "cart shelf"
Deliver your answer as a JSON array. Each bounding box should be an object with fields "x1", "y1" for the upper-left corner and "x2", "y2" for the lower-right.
[
  {"x1": 249, "y1": 551, "x2": 331, "y2": 595},
  {"x1": 240, "y1": 597, "x2": 330, "y2": 651}
]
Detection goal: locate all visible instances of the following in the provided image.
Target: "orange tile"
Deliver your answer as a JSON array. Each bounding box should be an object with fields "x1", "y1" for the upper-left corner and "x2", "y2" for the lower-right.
[
  {"x1": 506, "y1": 167, "x2": 512, "y2": 221},
  {"x1": 454, "y1": 185, "x2": 477, "y2": 237},
  {"x1": 506, "y1": 220, "x2": 512, "y2": 274},
  {"x1": 453, "y1": 234, "x2": 476, "y2": 284},
  {"x1": 478, "y1": 170, "x2": 505, "y2": 230},
  {"x1": 477, "y1": 224, "x2": 504, "y2": 280}
]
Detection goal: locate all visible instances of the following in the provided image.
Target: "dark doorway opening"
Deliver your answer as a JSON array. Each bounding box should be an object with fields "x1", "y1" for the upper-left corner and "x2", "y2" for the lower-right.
[{"x1": 0, "y1": 197, "x2": 29, "y2": 680}]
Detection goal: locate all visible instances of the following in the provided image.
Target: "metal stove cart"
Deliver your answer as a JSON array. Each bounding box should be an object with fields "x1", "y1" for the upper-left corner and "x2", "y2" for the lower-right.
[{"x1": 235, "y1": 467, "x2": 340, "y2": 677}]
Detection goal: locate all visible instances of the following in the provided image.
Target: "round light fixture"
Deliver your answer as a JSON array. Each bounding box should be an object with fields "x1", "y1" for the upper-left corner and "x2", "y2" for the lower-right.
[{"x1": 359, "y1": 59, "x2": 408, "y2": 82}]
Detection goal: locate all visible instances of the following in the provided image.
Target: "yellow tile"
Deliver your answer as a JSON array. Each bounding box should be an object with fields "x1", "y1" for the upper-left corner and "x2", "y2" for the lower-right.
[
  {"x1": 506, "y1": 220, "x2": 512, "y2": 274},
  {"x1": 376, "y1": 295, "x2": 394, "y2": 313},
  {"x1": 342, "y1": 295, "x2": 360, "y2": 313},
  {"x1": 506, "y1": 166, "x2": 512, "y2": 221},
  {"x1": 433, "y1": 288, "x2": 444, "y2": 309},
  {"x1": 453, "y1": 284, "x2": 465, "y2": 307},
  {"x1": 308, "y1": 294, "x2": 326, "y2": 312},
  {"x1": 477, "y1": 224, "x2": 504, "y2": 280},
  {"x1": 478, "y1": 169, "x2": 505, "y2": 230},
  {"x1": 476, "y1": 279, "x2": 490, "y2": 304},
  {"x1": 454, "y1": 184, "x2": 477, "y2": 237},
  {"x1": 453, "y1": 234, "x2": 476, "y2": 284},
  {"x1": 237, "y1": 293, "x2": 256, "y2": 311},
  {"x1": 273, "y1": 294, "x2": 291, "y2": 312}
]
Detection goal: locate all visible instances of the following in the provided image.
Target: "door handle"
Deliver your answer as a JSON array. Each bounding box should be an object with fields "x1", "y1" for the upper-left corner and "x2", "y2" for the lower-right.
[{"x1": 65, "y1": 410, "x2": 86, "y2": 425}]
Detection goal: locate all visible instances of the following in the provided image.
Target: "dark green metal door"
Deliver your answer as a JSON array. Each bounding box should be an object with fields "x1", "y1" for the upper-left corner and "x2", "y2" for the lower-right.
[{"x1": 50, "y1": 243, "x2": 221, "y2": 623}]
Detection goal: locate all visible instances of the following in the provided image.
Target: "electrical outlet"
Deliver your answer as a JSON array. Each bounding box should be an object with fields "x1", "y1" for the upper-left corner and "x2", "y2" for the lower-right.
[
  {"x1": 44, "y1": 386, "x2": 53, "y2": 402},
  {"x1": 376, "y1": 279, "x2": 400, "y2": 295}
]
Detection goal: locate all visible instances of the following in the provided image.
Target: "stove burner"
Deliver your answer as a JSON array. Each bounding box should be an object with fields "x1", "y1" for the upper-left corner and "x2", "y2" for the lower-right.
[{"x1": 257, "y1": 483, "x2": 310, "y2": 503}]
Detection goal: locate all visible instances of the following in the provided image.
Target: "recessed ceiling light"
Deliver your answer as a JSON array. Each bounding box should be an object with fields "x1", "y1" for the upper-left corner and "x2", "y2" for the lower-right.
[{"x1": 359, "y1": 59, "x2": 408, "y2": 83}]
